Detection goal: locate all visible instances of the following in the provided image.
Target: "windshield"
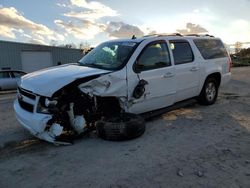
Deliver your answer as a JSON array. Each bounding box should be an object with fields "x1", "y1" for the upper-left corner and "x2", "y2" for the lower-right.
[{"x1": 79, "y1": 41, "x2": 138, "y2": 70}]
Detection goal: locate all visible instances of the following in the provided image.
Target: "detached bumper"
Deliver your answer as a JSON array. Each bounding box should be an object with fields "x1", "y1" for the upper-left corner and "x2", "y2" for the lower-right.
[
  {"x1": 14, "y1": 99, "x2": 55, "y2": 142},
  {"x1": 221, "y1": 72, "x2": 231, "y2": 86}
]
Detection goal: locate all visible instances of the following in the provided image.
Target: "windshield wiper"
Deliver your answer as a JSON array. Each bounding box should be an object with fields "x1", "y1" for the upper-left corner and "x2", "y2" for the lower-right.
[{"x1": 78, "y1": 63, "x2": 106, "y2": 70}]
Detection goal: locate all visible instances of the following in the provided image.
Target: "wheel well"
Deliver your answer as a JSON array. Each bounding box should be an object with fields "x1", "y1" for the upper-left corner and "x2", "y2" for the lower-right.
[
  {"x1": 96, "y1": 96, "x2": 121, "y2": 117},
  {"x1": 206, "y1": 72, "x2": 221, "y2": 87}
]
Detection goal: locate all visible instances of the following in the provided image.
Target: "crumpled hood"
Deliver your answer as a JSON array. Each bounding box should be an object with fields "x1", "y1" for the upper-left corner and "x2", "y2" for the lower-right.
[{"x1": 19, "y1": 64, "x2": 110, "y2": 97}]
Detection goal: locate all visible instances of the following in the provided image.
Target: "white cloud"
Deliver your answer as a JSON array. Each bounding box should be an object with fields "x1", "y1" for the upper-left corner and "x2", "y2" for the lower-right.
[
  {"x1": 70, "y1": 0, "x2": 117, "y2": 14},
  {"x1": 56, "y1": 0, "x2": 120, "y2": 40},
  {"x1": 0, "y1": 7, "x2": 65, "y2": 44},
  {"x1": 105, "y1": 21, "x2": 144, "y2": 38},
  {"x1": 215, "y1": 19, "x2": 250, "y2": 44},
  {"x1": 0, "y1": 25, "x2": 16, "y2": 38},
  {"x1": 56, "y1": 3, "x2": 67, "y2": 8},
  {"x1": 55, "y1": 19, "x2": 102, "y2": 39},
  {"x1": 140, "y1": 8, "x2": 216, "y2": 35},
  {"x1": 177, "y1": 23, "x2": 208, "y2": 35},
  {"x1": 66, "y1": 0, "x2": 118, "y2": 21},
  {"x1": 22, "y1": 33, "x2": 32, "y2": 39},
  {"x1": 28, "y1": 38, "x2": 47, "y2": 45}
]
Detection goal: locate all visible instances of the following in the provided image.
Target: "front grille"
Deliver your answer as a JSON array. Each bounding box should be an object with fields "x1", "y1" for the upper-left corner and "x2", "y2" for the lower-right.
[
  {"x1": 18, "y1": 98, "x2": 34, "y2": 113},
  {"x1": 18, "y1": 87, "x2": 36, "y2": 100}
]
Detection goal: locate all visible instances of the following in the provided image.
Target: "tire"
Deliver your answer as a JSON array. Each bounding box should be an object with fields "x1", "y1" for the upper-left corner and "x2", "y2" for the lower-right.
[
  {"x1": 96, "y1": 113, "x2": 145, "y2": 141},
  {"x1": 198, "y1": 77, "x2": 218, "y2": 105}
]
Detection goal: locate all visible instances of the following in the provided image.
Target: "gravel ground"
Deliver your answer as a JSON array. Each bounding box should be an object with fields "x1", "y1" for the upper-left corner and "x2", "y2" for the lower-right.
[{"x1": 0, "y1": 67, "x2": 249, "y2": 188}]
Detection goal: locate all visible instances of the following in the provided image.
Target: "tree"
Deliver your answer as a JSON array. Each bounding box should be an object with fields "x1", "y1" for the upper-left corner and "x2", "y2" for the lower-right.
[
  {"x1": 63, "y1": 43, "x2": 77, "y2": 49},
  {"x1": 235, "y1": 42, "x2": 242, "y2": 54},
  {"x1": 79, "y1": 42, "x2": 92, "y2": 54}
]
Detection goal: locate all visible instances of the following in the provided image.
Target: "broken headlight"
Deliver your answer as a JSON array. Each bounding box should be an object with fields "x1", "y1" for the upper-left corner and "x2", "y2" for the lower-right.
[{"x1": 37, "y1": 97, "x2": 57, "y2": 114}]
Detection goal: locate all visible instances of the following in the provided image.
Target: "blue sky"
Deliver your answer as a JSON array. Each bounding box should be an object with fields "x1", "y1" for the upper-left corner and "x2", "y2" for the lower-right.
[{"x1": 0, "y1": 0, "x2": 250, "y2": 47}]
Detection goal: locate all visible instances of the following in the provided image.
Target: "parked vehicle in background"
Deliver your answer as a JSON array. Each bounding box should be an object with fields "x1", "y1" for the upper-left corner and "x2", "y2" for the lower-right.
[
  {"x1": 0, "y1": 70, "x2": 26, "y2": 91},
  {"x1": 14, "y1": 34, "x2": 231, "y2": 144}
]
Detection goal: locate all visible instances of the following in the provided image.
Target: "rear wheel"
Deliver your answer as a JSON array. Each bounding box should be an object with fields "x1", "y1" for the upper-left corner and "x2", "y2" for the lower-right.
[{"x1": 198, "y1": 77, "x2": 218, "y2": 105}]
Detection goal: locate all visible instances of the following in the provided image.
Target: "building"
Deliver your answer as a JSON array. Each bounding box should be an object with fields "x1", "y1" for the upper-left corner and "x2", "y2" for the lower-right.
[{"x1": 0, "y1": 40, "x2": 84, "y2": 73}]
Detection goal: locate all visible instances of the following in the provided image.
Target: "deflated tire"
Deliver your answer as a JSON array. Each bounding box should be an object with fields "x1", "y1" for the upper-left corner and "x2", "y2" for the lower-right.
[{"x1": 96, "y1": 113, "x2": 145, "y2": 141}]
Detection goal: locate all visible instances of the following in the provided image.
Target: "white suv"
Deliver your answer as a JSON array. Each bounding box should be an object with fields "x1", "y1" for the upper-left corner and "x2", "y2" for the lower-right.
[{"x1": 14, "y1": 34, "x2": 231, "y2": 143}]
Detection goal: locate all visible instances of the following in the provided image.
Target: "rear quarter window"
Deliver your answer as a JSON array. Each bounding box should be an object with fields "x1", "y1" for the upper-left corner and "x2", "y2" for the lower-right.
[{"x1": 194, "y1": 39, "x2": 228, "y2": 60}]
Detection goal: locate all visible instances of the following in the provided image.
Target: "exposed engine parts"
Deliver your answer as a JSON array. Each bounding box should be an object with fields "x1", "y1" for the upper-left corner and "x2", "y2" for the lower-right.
[{"x1": 42, "y1": 85, "x2": 124, "y2": 144}]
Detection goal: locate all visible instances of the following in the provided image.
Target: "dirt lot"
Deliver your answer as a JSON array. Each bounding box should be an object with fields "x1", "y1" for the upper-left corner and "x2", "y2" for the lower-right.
[{"x1": 0, "y1": 67, "x2": 250, "y2": 188}]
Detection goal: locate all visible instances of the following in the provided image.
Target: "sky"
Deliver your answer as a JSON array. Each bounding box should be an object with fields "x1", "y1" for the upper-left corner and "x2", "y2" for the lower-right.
[{"x1": 0, "y1": 0, "x2": 250, "y2": 47}]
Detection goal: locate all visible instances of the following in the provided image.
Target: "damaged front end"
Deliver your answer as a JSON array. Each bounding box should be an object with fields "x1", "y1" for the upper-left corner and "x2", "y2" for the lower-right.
[
  {"x1": 15, "y1": 40, "x2": 141, "y2": 144},
  {"x1": 36, "y1": 88, "x2": 93, "y2": 144},
  {"x1": 15, "y1": 74, "x2": 124, "y2": 145}
]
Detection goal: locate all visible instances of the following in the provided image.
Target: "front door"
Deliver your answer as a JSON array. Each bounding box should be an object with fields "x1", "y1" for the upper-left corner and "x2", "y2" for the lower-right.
[{"x1": 127, "y1": 40, "x2": 176, "y2": 114}]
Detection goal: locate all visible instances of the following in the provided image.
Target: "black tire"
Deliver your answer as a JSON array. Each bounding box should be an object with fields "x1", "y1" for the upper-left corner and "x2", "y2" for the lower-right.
[
  {"x1": 198, "y1": 77, "x2": 218, "y2": 105},
  {"x1": 96, "y1": 113, "x2": 145, "y2": 141}
]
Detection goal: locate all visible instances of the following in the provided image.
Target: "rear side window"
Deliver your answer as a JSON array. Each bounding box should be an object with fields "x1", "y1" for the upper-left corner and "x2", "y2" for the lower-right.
[
  {"x1": 170, "y1": 41, "x2": 194, "y2": 65},
  {"x1": 0, "y1": 72, "x2": 10, "y2": 78},
  {"x1": 194, "y1": 39, "x2": 228, "y2": 59}
]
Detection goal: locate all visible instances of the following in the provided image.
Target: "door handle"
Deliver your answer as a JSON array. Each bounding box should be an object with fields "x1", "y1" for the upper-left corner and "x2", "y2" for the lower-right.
[
  {"x1": 162, "y1": 72, "x2": 174, "y2": 78},
  {"x1": 190, "y1": 67, "x2": 199, "y2": 71}
]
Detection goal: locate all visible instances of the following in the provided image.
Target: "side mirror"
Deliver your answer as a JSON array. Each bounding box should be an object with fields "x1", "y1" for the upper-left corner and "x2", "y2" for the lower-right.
[{"x1": 133, "y1": 61, "x2": 142, "y2": 73}]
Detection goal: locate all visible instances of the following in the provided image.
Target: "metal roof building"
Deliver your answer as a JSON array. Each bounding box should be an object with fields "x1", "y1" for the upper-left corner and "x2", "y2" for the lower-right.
[{"x1": 0, "y1": 40, "x2": 84, "y2": 73}]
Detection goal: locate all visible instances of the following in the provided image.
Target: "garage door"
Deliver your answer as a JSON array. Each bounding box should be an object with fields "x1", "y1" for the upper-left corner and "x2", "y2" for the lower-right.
[{"x1": 21, "y1": 51, "x2": 53, "y2": 73}]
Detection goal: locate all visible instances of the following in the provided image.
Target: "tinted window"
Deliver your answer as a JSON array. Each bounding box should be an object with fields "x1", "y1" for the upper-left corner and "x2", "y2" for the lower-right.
[
  {"x1": 170, "y1": 41, "x2": 194, "y2": 65},
  {"x1": 136, "y1": 42, "x2": 171, "y2": 71},
  {"x1": 194, "y1": 39, "x2": 228, "y2": 59},
  {"x1": 0, "y1": 72, "x2": 10, "y2": 78}
]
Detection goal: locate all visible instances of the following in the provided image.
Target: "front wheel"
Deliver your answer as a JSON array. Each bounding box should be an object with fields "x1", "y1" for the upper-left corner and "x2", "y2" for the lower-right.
[
  {"x1": 198, "y1": 77, "x2": 218, "y2": 105},
  {"x1": 96, "y1": 113, "x2": 145, "y2": 141}
]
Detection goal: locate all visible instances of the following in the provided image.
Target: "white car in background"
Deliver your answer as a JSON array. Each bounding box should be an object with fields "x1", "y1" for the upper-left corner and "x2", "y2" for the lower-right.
[
  {"x1": 14, "y1": 34, "x2": 231, "y2": 144},
  {"x1": 0, "y1": 70, "x2": 26, "y2": 91}
]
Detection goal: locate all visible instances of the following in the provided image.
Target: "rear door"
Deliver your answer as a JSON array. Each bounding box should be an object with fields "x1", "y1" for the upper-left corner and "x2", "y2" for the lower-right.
[
  {"x1": 127, "y1": 40, "x2": 176, "y2": 114},
  {"x1": 169, "y1": 40, "x2": 200, "y2": 102}
]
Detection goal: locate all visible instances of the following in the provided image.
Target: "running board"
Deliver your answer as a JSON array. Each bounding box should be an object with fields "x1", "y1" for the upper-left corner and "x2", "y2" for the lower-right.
[{"x1": 141, "y1": 98, "x2": 197, "y2": 121}]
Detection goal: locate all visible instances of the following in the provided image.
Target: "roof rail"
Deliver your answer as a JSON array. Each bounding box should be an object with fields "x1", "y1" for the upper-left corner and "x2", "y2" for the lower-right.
[
  {"x1": 143, "y1": 34, "x2": 160, "y2": 38},
  {"x1": 185, "y1": 34, "x2": 215, "y2": 38},
  {"x1": 168, "y1": 33, "x2": 183, "y2": 37},
  {"x1": 204, "y1": 34, "x2": 215, "y2": 38},
  {"x1": 143, "y1": 33, "x2": 183, "y2": 38},
  {"x1": 185, "y1": 34, "x2": 200, "y2": 37}
]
